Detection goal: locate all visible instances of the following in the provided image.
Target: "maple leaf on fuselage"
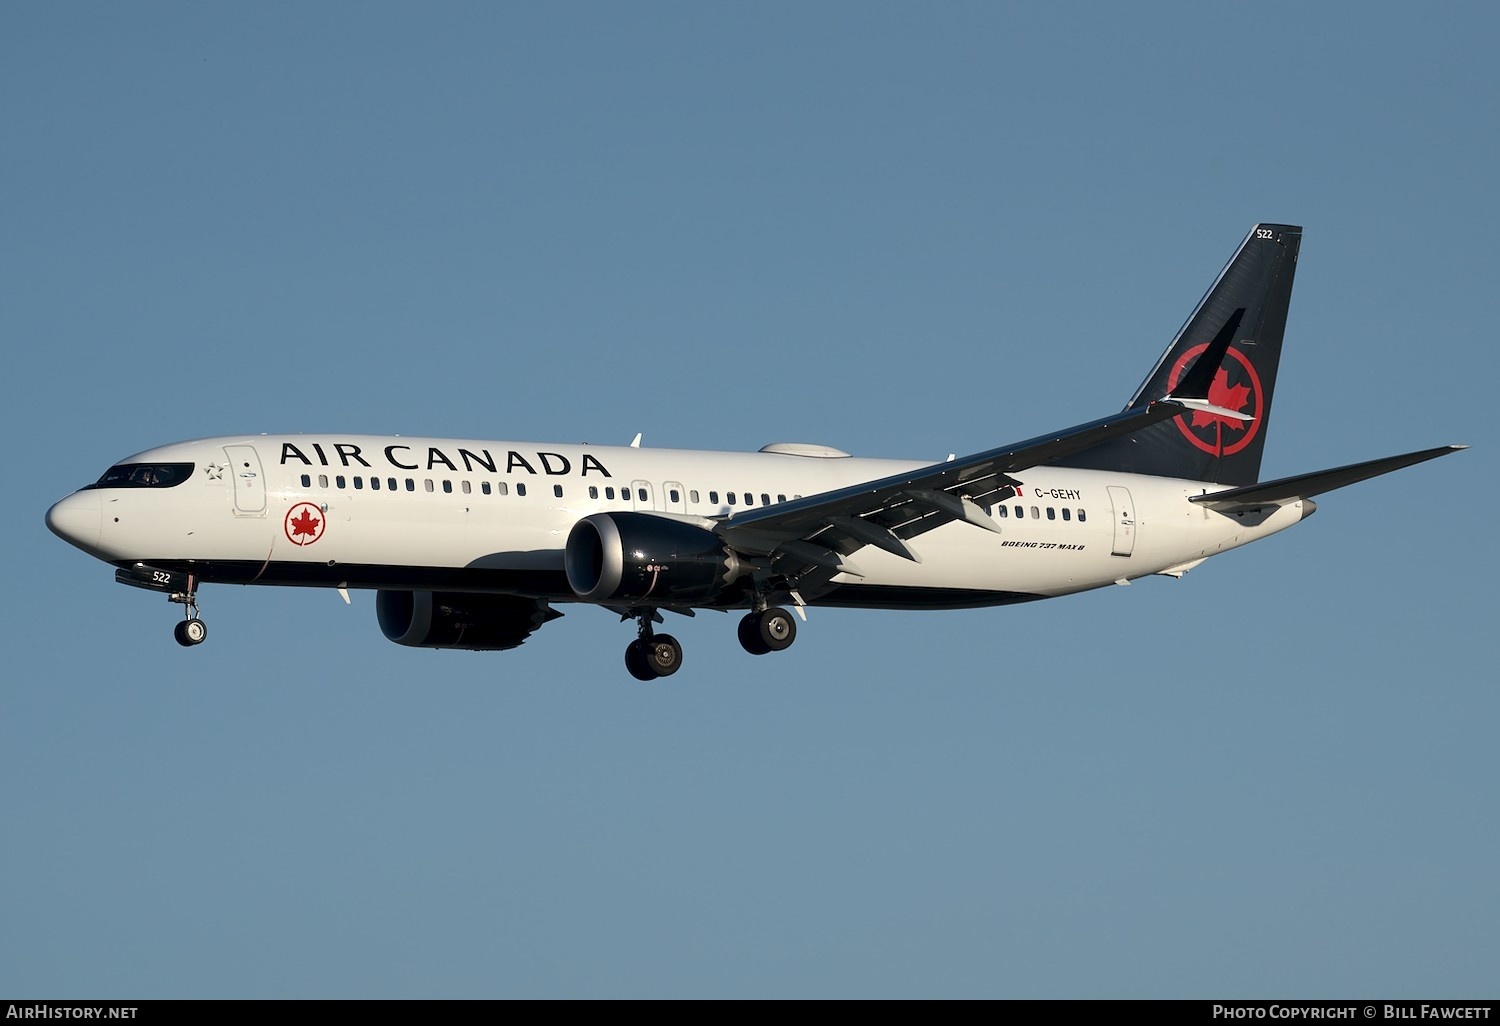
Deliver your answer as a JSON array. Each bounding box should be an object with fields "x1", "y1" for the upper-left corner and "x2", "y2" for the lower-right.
[
  {"x1": 1189, "y1": 368, "x2": 1252, "y2": 431},
  {"x1": 290, "y1": 509, "x2": 321, "y2": 538}
]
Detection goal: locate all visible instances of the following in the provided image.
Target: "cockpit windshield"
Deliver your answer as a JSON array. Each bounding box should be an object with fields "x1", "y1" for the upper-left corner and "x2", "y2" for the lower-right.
[{"x1": 88, "y1": 463, "x2": 195, "y2": 489}]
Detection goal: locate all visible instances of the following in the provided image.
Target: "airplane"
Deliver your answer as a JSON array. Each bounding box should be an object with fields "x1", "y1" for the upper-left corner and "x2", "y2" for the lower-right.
[{"x1": 46, "y1": 223, "x2": 1464, "y2": 680}]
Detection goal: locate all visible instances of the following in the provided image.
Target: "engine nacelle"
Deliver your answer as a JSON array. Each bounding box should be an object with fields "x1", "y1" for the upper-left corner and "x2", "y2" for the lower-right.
[
  {"x1": 565, "y1": 512, "x2": 745, "y2": 604},
  {"x1": 376, "y1": 590, "x2": 559, "y2": 650}
]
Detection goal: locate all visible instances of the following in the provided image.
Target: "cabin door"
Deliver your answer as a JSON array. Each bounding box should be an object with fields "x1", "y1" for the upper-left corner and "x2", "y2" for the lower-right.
[
  {"x1": 1107, "y1": 485, "x2": 1135, "y2": 557},
  {"x1": 223, "y1": 445, "x2": 267, "y2": 516}
]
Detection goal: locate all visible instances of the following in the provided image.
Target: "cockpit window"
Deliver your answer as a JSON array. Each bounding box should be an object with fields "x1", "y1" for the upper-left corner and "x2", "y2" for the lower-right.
[{"x1": 88, "y1": 463, "x2": 195, "y2": 489}]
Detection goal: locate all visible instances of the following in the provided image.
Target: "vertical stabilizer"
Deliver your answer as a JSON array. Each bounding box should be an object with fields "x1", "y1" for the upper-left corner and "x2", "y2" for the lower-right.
[{"x1": 1054, "y1": 223, "x2": 1302, "y2": 485}]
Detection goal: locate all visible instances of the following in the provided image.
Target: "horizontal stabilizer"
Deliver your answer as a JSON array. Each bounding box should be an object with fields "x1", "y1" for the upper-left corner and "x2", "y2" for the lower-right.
[{"x1": 1190, "y1": 445, "x2": 1466, "y2": 511}]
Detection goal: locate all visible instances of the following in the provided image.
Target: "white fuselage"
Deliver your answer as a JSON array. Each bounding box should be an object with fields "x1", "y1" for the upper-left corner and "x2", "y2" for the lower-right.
[{"x1": 49, "y1": 434, "x2": 1308, "y2": 610}]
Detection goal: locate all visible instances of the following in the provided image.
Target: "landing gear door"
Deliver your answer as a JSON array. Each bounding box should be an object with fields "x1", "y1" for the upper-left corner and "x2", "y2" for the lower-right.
[
  {"x1": 223, "y1": 445, "x2": 267, "y2": 516},
  {"x1": 1108, "y1": 485, "x2": 1135, "y2": 557}
]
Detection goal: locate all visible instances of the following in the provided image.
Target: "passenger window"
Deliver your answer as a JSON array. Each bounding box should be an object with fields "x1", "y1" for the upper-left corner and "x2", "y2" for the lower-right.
[
  {"x1": 690, "y1": 490, "x2": 700, "y2": 504},
  {"x1": 1061, "y1": 507, "x2": 1070, "y2": 521},
  {"x1": 301, "y1": 474, "x2": 311, "y2": 488},
  {"x1": 589, "y1": 486, "x2": 599, "y2": 499},
  {"x1": 727, "y1": 493, "x2": 736, "y2": 506},
  {"x1": 1015, "y1": 506, "x2": 1024, "y2": 519},
  {"x1": 670, "y1": 489, "x2": 680, "y2": 503},
  {"x1": 461, "y1": 480, "x2": 471, "y2": 495},
  {"x1": 424, "y1": 479, "x2": 434, "y2": 493},
  {"x1": 605, "y1": 486, "x2": 615, "y2": 500},
  {"x1": 554, "y1": 484, "x2": 564, "y2": 498},
  {"x1": 318, "y1": 474, "x2": 329, "y2": 488},
  {"x1": 1047, "y1": 507, "x2": 1055, "y2": 520},
  {"x1": 336, "y1": 475, "x2": 346, "y2": 489},
  {"x1": 388, "y1": 478, "x2": 398, "y2": 491},
  {"x1": 1031, "y1": 506, "x2": 1040, "y2": 519},
  {"x1": 442, "y1": 480, "x2": 452, "y2": 493},
  {"x1": 481, "y1": 482, "x2": 491, "y2": 495},
  {"x1": 1078, "y1": 509, "x2": 1087, "y2": 523},
  {"x1": 354, "y1": 477, "x2": 363, "y2": 490},
  {"x1": 709, "y1": 491, "x2": 719, "y2": 504},
  {"x1": 371, "y1": 477, "x2": 381, "y2": 491},
  {"x1": 777, "y1": 494, "x2": 786, "y2": 503},
  {"x1": 997, "y1": 505, "x2": 1008, "y2": 517},
  {"x1": 497, "y1": 482, "x2": 509, "y2": 496},
  {"x1": 406, "y1": 479, "x2": 415, "y2": 492},
  {"x1": 743, "y1": 492, "x2": 753, "y2": 506},
  {"x1": 761, "y1": 493, "x2": 770, "y2": 506},
  {"x1": 517, "y1": 483, "x2": 527, "y2": 497}
]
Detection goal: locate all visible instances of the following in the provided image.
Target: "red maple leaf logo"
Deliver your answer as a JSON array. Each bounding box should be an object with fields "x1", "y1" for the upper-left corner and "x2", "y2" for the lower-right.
[
  {"x1": 1190, "y1": 368, "x2": 1253, "y2": 432},
  {"x1": 290, "y1": 508, "x2": 321, "y2": 539},
  {"x1": 1167, "y1": 344, "x2": 1264, "y2": 457}
]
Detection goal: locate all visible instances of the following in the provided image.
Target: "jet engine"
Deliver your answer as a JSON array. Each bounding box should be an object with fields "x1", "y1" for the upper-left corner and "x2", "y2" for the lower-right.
[
  {"x1": 564, "y1": 512, "x2": 745, "y2": 604},
  {"x1": 376, "y1": 590, "x2": 560, "y2": 650}
]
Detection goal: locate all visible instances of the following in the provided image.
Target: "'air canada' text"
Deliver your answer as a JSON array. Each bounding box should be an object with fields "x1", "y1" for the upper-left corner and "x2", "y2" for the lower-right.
[{"x1": 278, "y1": 442, "x2": 612, "y2": 478}]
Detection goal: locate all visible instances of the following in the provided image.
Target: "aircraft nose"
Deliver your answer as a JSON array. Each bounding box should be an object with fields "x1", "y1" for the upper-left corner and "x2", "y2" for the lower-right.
[{"x1": 46, "y1": 491, "x2": 101, "y2": 552}]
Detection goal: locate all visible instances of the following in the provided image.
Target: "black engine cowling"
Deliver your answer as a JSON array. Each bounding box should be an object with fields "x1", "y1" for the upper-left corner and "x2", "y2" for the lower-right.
[
  {"x1": 376, "y1": 590, "x2": 560, "y2": 650},
  {"x1": 565, "y1": 512, "x2": 745, "y2": 604}
]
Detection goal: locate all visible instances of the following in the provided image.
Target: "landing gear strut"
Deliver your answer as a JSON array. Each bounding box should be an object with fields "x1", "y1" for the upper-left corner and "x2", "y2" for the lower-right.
[
  {"x1": 615, "y1": 602, "x2": 798, "y2": 679},
  {"x1": 737, "y1": 606, "x2": 796, "y2": 655},
  {"x1": 623, "y1": 609, "x2": 681, "y2": 681},
  {"x1": 169, "y1": 576, "x2": 207, "y2": 647}
]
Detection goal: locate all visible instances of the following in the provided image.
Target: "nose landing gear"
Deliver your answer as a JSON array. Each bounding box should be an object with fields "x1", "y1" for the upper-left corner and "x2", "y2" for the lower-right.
[
  {"x1": 170, "y1": 577, "x2": 207, "y2": 647},
  {"x1": 173, "y1": 616, "x2": 208, "y2": 647},
  {"x1": 114, "y1": 564, "x2": 209, "y2": 647}
]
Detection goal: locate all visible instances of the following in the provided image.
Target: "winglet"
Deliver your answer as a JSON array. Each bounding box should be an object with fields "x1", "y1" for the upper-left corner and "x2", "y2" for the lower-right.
[
  {"x1": 1160, "y1": 397, "x2": 1253, "y2": 423},
  {"x1": 1154, "y1": 308, "x2": 1254, "y2": 425},
  {"x1": 1161, "y1": 307, "x2": 1244, "y2": 404}
]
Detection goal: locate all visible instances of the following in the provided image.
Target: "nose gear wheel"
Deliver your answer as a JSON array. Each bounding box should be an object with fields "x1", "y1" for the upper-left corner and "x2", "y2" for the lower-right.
[{"x1": 168, "y1": 574, "x2": 208, "y2": 646}]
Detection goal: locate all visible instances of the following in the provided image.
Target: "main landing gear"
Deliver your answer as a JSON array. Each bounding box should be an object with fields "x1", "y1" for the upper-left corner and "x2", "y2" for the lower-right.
[
  {"x1": 170, "y1": 578, "x2": 208, "y2": 648},
  {"x1": 623, "y1": 610, "x2": 682, "y2": 681},
  {"x1": 618, "y1": 604, "x2": 799, "y2": 680},
  {"x1": 737, "y1": 607, "x2": 796, "y2": 655}
]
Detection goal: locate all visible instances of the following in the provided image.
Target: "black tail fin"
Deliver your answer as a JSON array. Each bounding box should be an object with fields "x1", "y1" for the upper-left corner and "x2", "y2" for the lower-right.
[{"x1": 1054, "y1": 223, "x2": 1302, "y2": 485}]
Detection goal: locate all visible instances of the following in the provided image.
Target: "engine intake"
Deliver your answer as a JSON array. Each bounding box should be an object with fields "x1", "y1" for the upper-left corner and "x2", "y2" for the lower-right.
[
  {"x1": 376, "y1": 590, "x2": 560, "y2": 650},
  {"x1": 565, "y1": 512, "x2": 744, "y2": 604}
]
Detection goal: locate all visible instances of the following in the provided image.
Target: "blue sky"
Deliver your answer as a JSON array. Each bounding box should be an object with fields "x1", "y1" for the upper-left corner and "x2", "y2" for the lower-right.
[{"x1": 3, "y1": 2, "x2": 1495, "y2": 998}]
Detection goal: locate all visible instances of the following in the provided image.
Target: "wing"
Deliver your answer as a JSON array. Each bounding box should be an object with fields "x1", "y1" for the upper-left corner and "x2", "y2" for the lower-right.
[
  {"x1": 715, "y1": 398, "x2": 1219, "y2": 583},
  {"x1": 713, "y1": 319, "x2": 1247, "y2": 588}
]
